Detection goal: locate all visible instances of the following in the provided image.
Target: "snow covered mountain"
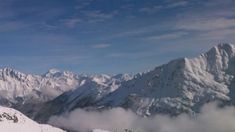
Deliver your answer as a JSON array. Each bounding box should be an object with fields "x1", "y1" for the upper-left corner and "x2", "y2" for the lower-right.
[
  {"x1": 35, "y1": 43, "x2": 235, "y2": 123},
  {"x1": 0, "y1": 68, "x2": 81, "y2": 117},
  {"x1": 0, "y1": 67, "x2": 132, "y2": 119},
  {"x1": 0, "y1": 106, "x2": 65, "y2": 132},
  {"x1": 34, "y1": 74, "x2": 133, "y2": 122},
  {"x1": 2, "y1": 43, "x2": 235, "y2": 131},
  {"x1": 97, "y1": 43, "x2": 235, "y2": 116},
  {"x1": 0, "y1": 68, "x2": 78, "y2": 104}
]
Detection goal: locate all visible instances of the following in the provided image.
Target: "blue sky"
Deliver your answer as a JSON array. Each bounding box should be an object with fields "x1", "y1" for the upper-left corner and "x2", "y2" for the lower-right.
[{"x1": 0, "y1": 0, "x2": 235, "y2": 74}]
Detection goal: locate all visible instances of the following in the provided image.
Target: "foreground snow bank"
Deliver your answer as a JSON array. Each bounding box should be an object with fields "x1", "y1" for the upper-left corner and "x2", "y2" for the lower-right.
[
  {"x1": 92, "y1": 129, "x2": 110, "y2": 132},
  {"x1": 0, "y1": 106, "x2": 65, "y2": 132}
]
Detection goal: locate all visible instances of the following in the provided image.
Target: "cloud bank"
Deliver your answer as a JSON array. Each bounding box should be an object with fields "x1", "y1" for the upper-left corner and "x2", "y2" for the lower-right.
[{"x1": 49, "y1": 103, "x2": 235, "y2": 132}]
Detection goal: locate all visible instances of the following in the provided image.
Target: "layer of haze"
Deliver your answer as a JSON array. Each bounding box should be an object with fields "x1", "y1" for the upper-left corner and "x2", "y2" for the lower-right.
[{"x1": 49, "y1": 103, "x2": 235, "y2": 132}]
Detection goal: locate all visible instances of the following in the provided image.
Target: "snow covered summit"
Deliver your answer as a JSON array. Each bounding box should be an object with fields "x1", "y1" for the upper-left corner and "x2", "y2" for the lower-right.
[{"x1": 97, "y1": 43, "x2": 235, "y2": 115}]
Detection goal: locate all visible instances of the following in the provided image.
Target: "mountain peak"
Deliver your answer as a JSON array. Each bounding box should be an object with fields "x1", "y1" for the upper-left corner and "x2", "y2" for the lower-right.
[
  {"x1": 206, "y1": 43, "x2": 235, "y2": 58},
  {"x1": 112, "y1": 74, "x2": 133, "y2": 81},
  {"x1": 47, "y1": 68, "x2": 61, "y2": 74},
  {"x1": 0, "y1": 67, "x2": 21, "y2": 73},
  {"x1": 0, "y1": 67, "x2": 27, "y2": 81},
  {"x1": 44, "y1": 69, "x2": 62, "y2": 78},
  {"x1": 217, "y1": 43, "x2": 234, "y2": 49},
  {"x1": 216, "y1": 43, "x2": 234, "y2": 53},
  {"x1": 44, "y1": 68, "x2": 77, "y2": 79}
]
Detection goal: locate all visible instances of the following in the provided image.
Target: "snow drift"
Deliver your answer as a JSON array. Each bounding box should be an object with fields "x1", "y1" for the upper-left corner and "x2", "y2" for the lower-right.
[{"x1": 0, "y1": 106, "x2": 65, "y2": 132}]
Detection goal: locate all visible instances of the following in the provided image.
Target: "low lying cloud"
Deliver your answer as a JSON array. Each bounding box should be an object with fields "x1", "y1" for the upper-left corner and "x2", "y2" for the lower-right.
[{"x1": 48, "y1": 103, "x2": 235, "y2": 132}]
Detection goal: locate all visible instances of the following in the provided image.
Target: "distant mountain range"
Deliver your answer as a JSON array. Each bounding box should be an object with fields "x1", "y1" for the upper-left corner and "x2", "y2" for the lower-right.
[
  {"x1": 0, "y1": 66, "x2": 132, "y2": 119},
  {"x1": 0, "y1": 43, "x2": 235, "y2": 131}
]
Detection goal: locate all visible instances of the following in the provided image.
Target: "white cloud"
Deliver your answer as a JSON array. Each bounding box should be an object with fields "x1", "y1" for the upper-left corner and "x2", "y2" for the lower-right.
[
  {"x1": 199, "y1": 28, "x2": 235, "y2": 40},
  {"x1": 92, "y1": 44, "x2": 111, "y2": 49},
  {"x1": 0, "y1": 21, "x2": 29, "y2": 32},
  {"x1": 139, "y1": 5, "x2": 162, "y2": 14},
  {"x1": 48, "y1": 102, "x2": 235, "y2": 132},
  {"x1": 139, "y1": 1, "x2": 189, "y2": 14},
  {"x1": 62, "y1": 18, "x2": 81, "y2": 28},
  {"x1": 146, "y1": 31, "x2": 188, "y2": 40},
  {"x1": 177, "y1": 17, "x2": 235, "y2": 31},
  {"x1": 82, "y1": 10, "x2": 118, "y2": 23},
  {"x1": 166, "y1": 1, "x2": 188, "y2": 8},
  {"x1": 174, "y1": 17, "x2": 235, "y2": 40}
]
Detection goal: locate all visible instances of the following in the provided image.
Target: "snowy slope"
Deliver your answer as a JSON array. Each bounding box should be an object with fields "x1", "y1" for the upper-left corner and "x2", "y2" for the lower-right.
[
  {"x1": 0, "y1": 68, "x2": 131, "y2": 105},
  {"x1": 34, "y1": 74, "x2": 133, "y2": 122},
  {"x1": 4, "y1": 43, "x2": 235, "y2": 125},
  {"x1": 0, "y1": 66, "x2": 131, "y2": 118},
  {"x1": 0, "y1": 68, "x2": 78, "y2": 104},
  {"x1": 37, "y1": 43, "x2": 235, "y2": 121},
  {"x1": 0, "y1": 68, "x2": 82, "y2": 118},
  {"x1": 92, "y1": 129, "x2": 110, "y2": 132},
  {"x1": 97, "y1": 43, "x2": 235, "y2": 116},
  {"x1": 0, "y1": 106, "x2": 65, "y2": 132}
]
